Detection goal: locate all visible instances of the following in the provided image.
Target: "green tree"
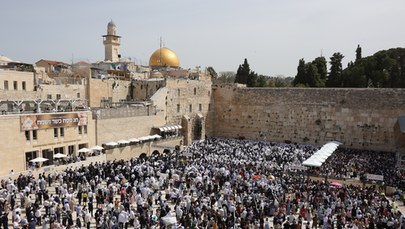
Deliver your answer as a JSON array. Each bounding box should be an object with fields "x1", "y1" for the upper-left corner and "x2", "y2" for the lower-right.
[
  {"x1": 326, "y1": 52, "x2": 344, "y2": 87},
  {"x1": 206, "y1": 66, "x2": 218, "y2": 80},
  {"x1": 312, "y1": 56, "x2": 327, "y2": 86},
  {"x1": 235, "y1": 58, "x2": 251, "y2": 85},
  {"x1": 256, "y1": 75, "x2": 268, "y2": 87},
  {"x1": 214, "y1": 71, "x2": 236, "y2": 84},
  {"x1": 293, "y1": 58, "x2": 307, "y2": 86},
  {"x1": 305, "y1": 63, "x2": 321, "y2": 87},
  {"x1": 247, "y1": 71, "x2": 258, "y2": 87},
  {"x1": 356, "y1": 44, "x2": 362, "y2": 63}
]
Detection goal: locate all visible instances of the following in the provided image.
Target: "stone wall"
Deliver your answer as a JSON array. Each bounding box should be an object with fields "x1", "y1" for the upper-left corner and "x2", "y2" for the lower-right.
[
  {"x1": 88, "y1": 78, "x2": 131, "y2": 107},
  {"x1": 212, "y1": 85, "x2": 405, "y2": 152}
]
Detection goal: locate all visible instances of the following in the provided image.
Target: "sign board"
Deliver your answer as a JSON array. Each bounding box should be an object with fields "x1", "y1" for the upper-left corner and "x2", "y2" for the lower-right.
[
  {"x1": 20, "y1": 112, "x2": 88, "y2": 131},
  {"x1": 366, "y1": 173, "x2": 384, "y2": 181}
]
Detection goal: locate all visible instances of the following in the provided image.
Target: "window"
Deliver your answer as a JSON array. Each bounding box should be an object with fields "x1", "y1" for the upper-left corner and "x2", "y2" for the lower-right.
[
  {"x1": 32, "y1": 130, "x2": 37, "y2": 140},
  {"x1": 84, "y1": 125, "x2": 88, "y2": 134},
  {"x1": 208, "y1": 103, "x2": 211, "y2": 111},
  {"x1": 189, "y1": 104, "x2": 192, "y2": 113},
  {"x1": 54, "y1": 128, "x2": 58, "y2": 138},
  {"x1": 25, "y1": 131, "x2": 30, "y2": 141},
  {"x1": 47, "y1": 94, "x2": 52, "y2": 100},
  {"x1": 22, "y1": 81, "x2": 26, "y2": 90},
  {"x1": 177, "y1": 89, "x2": 180, "y2": 96},
  {"x1": 4, "y1": 81, "x2": 8, "y2": 90},
  {"x1": 194, "y1": 88, "x2": 197, "y2": 95},
  {"x1": 13, "y1": 81, "x2": 17, "y2": 90},
  {"x1": 56, "y1": 94, "x2": 61, "y2": 100},
  {"x1": 199, "y1": 104, "x2": 202, "y2": 111},
  {"x1": 77, "y1": 93, "x2": 80, "y2": 98},
  {"x1": 78, "y1": 126, "x2": 82, "y2": 134},
  {"x1": 177, "y1": 104, "x2": 180, "y2": 113},
  {"x1": 60, "y1": 128, "x2": 64, "y2": 137}
]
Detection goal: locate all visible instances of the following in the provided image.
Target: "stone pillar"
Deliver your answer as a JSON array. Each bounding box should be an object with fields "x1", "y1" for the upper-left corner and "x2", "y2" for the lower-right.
[{"x1": 182, "y1": 115, "x2": 192, "y2": 145}]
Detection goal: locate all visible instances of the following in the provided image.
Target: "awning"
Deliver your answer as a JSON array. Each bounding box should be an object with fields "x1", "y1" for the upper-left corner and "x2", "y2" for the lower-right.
[
  {"x1": 78, "y1": 148, "x2": 91, "y2": 153},
  {"x1": 128, "y1": 138, "x2": 140, "y2": 143},
  {"x1": 105, "y1": 141, "x2": 118, "y2": 146},
  {"x1": 158, "y1": 124, "x2": 182, "y2": 132},
  {"x1": 91, "y1": 145, "x2": 104, "y2": 151},
  {"x1": 118, "y1": 140, "x2": 130, "y2": 144},
  {"x1": 302, "y1": 141, "x2": 342, "y2": 168}
]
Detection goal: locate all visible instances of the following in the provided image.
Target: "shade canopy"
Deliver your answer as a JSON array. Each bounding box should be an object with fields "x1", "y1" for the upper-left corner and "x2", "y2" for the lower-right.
[
  {"x1": 91, "y1": 145, "x2": 104, "y2": 151},
  {"x1": 118, "y1": 140, "x2": 130, "y2": 144},
  {"x1": 158, "y1": 125, "x2": 182, "y2": 132},
  {"x1": 128, "y1": 138, "x2": 140, "y2": 143},
  {"x1": 105, "y1": 141, "x2": 118, "y2": 146},
  {"x1": 30, "y1": 157, "x2": 49, "y2": 163},
  {"x1": 78, "y1": 148, "x2": 91, "y2": 153},
  {"x1": 302, "y1": 141, "x2": 342, "y2": 168},
  {"x1": 53, "y1": 153, "x2": 67, "y2": 158}
]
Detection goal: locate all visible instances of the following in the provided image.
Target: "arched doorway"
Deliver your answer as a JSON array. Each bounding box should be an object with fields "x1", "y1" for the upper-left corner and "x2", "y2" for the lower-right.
[
  {"x1": 139, "y1": 153, "x2": 147, "y2": 159},
  {"x1": 163, "y1": 149, "x2": 171, "y2": 154},
  {"x1": 152, "y1": 150, "x2": 160, "y2": 156},
  {"x1": 193, "y1": 118, "x2": 202, "y2": 141}
]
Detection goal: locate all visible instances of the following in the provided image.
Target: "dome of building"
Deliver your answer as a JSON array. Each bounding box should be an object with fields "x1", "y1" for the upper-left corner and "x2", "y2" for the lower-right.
[
  {"x1": 107, "y1": 20, "x2": 116, "y2": 28},
  {"x1": 150, "y1": 70, "x2": 164, "y2": 78},
  {"x1": 149, "y1": 47, "x2": 180, "y2": 68}
]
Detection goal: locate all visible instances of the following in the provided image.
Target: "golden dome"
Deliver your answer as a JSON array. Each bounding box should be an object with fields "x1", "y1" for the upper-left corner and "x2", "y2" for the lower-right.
[{"x1": 149, "y1": 47, "x2": 180, "y2": 68}]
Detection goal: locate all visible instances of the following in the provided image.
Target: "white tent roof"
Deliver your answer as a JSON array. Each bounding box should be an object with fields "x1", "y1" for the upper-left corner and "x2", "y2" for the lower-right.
[
  {"x1": 302, "y1": 141, "x2": 342, "y2": 168},
  {"x1": 30, "y1": 157, "x2": 49, "y2": 163},
  {"x1": 118, "y1": 140, "x2": 130, "y2": 144},
  {"x1": 105, "y1": 141, "x2": 118, "y2": 146},
  {"x1": 91, "y1": 145, "x2": 104, "y2": 150},
  {"x1": 78, "y1": 148, "x2": 91, "y2": 153}
]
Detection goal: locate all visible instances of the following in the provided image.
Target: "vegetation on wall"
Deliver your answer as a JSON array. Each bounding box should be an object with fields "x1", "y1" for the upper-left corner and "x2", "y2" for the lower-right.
[{"x1": 293, "y1": 46, "x2": 405, "y2": 88}]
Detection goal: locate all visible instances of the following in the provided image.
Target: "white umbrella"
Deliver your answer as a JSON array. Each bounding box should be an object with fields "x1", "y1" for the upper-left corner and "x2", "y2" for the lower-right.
[
  {"x1": 161, "y1": 212, "x2": 177, "y2": 225},
  {"x1": 53, "y1": 153, "x2": 67, "y2": 158},
  {"x1": 91, "y1": 145, "x2": 104, "y2": 151},
  {"x1": 78, "y1": 148, "x2": 91, "y2": 153},
  {"x1": 30, "y1": 157, "x2": 49, "y2": 163}
]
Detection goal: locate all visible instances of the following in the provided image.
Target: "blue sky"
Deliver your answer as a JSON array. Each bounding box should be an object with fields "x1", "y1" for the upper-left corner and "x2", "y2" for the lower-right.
[{"x1": 1, "y1": 0, "x2": 405, "y2": 77}]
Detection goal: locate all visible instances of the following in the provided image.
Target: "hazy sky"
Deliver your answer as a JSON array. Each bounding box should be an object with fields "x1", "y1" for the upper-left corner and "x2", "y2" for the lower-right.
[{"x1": 1, "y1": 0, "x2": 404, "y2": 77}]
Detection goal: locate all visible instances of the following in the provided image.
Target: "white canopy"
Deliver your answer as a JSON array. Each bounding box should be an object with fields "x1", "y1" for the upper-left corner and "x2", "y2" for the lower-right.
[
  {"x1": 91, "y1": 145, "x2": 104, "y2": 151},
  {"x1": 161, "y1": 212, "x2": 177, "y2": 225},
  {"x1": 302, "y1": 141, "x2": 342, "y2": 168},
  {"x1": 158, "y1": 124, "x2": 182, "y2": 132},
  {"x1": 105, "y1": 141, "x2": 118, "y2": 146},
  {"x1": 53, "y1": 153, "x2": 67, "y2": 158},
  {"x1": 30, "y1": 157, "x2": 49, "y2": 163},
  {"x1": 118, "y1": 140, "x2": 130, "y2": 144},
  {"x1": 78, "y1": 148, "x2": 91, "y2": 153},
  {"x1": 128, "y1": 138, "x2": 140, "y2": 143}
]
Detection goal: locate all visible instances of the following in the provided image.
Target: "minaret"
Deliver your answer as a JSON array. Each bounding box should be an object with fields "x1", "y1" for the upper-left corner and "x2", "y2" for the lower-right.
[{"x1": 102, "y1": 20, "x2": 121, "y2": 62}]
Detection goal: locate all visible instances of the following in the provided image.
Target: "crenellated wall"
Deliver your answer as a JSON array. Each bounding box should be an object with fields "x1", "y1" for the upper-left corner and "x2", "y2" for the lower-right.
[{"x1": 211, "y1": 85, "x2": 405, "y2": 152}]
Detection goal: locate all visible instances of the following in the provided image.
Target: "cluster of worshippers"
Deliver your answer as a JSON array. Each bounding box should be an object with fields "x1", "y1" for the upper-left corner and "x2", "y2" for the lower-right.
[{"x1": 0, "y1": 137, "x2": 404, "y2": 229}]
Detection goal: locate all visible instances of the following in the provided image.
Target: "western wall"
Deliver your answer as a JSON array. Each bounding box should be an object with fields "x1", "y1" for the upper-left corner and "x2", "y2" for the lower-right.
[{"x1": 210, "y1": 84, "x2": 405, "y2": 152}]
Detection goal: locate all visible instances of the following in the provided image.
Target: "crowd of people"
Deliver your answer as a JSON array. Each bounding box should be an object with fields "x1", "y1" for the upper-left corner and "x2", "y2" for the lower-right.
[{"x1": 0, "y1": 137, "x2": 404, "y2": 229}]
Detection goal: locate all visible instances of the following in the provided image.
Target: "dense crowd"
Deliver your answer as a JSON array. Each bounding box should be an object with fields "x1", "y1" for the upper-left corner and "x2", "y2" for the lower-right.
[{"x1": 0, "y1": 137, "x2": 403, "y2": 229}]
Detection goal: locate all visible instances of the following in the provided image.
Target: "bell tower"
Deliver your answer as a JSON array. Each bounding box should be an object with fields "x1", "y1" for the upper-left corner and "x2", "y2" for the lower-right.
[{"x1": 102, "y1": 20, "x2": 121, "y2": 62}]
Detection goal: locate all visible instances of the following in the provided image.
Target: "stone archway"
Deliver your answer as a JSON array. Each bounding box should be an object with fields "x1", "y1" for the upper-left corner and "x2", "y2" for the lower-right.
[
  {"x1": 139, "y1": 153, "x2": 147, "y2": 159},
  {"x1": 152, "y1": 150, "x2": 160, "y2": 156},
  {"x1": 163, "y1": 149, "x2": 171, "y2": 154}
]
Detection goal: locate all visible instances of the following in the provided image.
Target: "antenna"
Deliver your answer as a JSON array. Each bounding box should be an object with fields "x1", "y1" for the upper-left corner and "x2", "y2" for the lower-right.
[
  {"x1": 320, "y1": 49, "x2": 323, "y2": 57},
  {"x1": 159, "y1": 36, "x2": 162, "y2": 66}
]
